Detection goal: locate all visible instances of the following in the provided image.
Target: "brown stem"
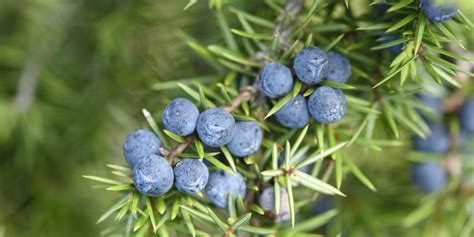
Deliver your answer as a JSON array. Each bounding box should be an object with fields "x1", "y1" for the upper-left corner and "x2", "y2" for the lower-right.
[
  {"x1": 251, "y1": 0, "x2": 306, "y2": 62},
  {"x1": 168, "y1": 136, "x2": 195, "y2": 165},
  {"x1": 223, "y1": 86, "x2": 255, "y2": 112},
  {"x1": 274, "y1": 0, "x2": 305, "y2": 46}
]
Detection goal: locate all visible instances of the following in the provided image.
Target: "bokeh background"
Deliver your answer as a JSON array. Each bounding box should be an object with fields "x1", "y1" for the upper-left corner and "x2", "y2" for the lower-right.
[
  {"x1": 0, "y1": 0, "x2": 473, "y2": 236},
  {"x1": 0, "y1": 0, "x2": 224, "y2": 236}
]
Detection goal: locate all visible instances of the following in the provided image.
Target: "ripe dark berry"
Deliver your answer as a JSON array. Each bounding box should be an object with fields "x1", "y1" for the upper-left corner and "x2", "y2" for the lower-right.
[
  {"x1": 308, "y1": 86, "x2": 346, "y2": 124},
  {"x1": 258, "y1": 62, "x2": 294, "y2": 98},
  {"x1": 413, "y1": 122, "x2": 450, "y2": 153},
  {"x1": 294, "y1": 47, "x2": 329, "y2": 84},
  {"x1": 205, "y1": 169, "x2": 246, "y2": 208},
  {"x1": 132, "y1": 155, "x2": 174, "y2": 196},
  {"x1": 174, "y1": 159, "x2": 209, "y2": 195},
  {"x1": 275, "y1": 94, "x2": 310, "y2": 128},
  {"x1": 420, "y1": 0, "x2": 457, "y2": 23},
  {"x1": 123, "y1": 129, "x2": 162, "y2": 167},
  {"x1": 163, "y1": 98, "x2": 200, "y2": 136},
  {"x1": 459, "y1": 98, "x2": 474, "y2": 133},
  {"x1": 227, "y1": 121, "x2": 263, "y2": 157},
  {"x1": 411, "y1": 162, "x2": 446, "y2": 193},
  {"x1": 196, "y1": 108, "x2": 236, "y2": 147},
  {"x1": 325, "y1": 51, "x2": 351, "y2": 84}
]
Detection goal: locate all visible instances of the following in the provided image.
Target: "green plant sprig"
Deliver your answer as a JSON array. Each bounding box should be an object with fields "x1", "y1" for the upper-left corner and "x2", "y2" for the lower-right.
[{"x1": 85, "y1": 0, "x2": 474, "y2": 236}]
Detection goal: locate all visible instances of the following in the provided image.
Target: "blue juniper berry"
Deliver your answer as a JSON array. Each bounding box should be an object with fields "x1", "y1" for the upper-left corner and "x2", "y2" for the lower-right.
[
  {"x1": 325, "y1": 51, "x2": 351, "y2": 84},
  {"x1": 294, "y1": 47, "x2": 329, "y2": 84},
  {"x1": 308, "y1": 86, "x2": 347, "y2": 124},
  {"x1": 413, "y1": 122, "x2": 451, "y2": 153},
  {"x1": 163, "y1": 98, "x2": 200, "y2": 136},
  {"x1": 275, "y1": 94, "x2": 310, "y2": 128},
  {"x1": 173, "y1": 158, "x2": 209, "y2": 195},
  {"x1": 123, "y1": 128, "x2": 162, "y2": 167},
  {"x1": 132, "y1": 154, "x2": 174, "y2": 196},
  {"x1": 205, "y1": 169, "x2": 246, "y2": 208},
  {"x1": 196, "y1": 108, "x2": 236, "y2": 147},
  {"x1": 227, "y1": 121, "x2": 263, "y2": 157},
  {"x1": 420, "y1": 0, "x2": 458, "y2": 23},
  {"x1": 459, "y1": 98, "x2": 474, "y2": 133},
  {"x1": 258, "y1": 62, "x2": 294, "y2": 99},
  {"x1": 411, "y1": 162, "x2": 447, "y2": 193}
]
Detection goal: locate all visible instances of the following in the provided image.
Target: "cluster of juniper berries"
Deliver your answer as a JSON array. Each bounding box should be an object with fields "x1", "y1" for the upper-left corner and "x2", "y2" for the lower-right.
[
  {"x1": 411, "y1": 95, "x2": 473, "y2": 193},
  {"x1": 118, "y1": 0, "x2": 465, "y2": 221},
  {"x1": 123, "y1": 97, "x2": 263, "y2": 208},
  {"x1": 259, "y1": 47, "x2": 351, "y2": 128}
]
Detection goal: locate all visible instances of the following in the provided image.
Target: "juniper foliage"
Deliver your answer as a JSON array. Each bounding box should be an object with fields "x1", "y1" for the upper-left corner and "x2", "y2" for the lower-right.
[{"x1": 42, "y1": 0, "x2": 473, "y2": 236}]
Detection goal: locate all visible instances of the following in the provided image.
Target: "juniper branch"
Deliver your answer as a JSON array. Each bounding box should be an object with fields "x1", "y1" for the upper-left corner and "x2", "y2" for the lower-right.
[
  {"x1": 223, "y1": 86, "x2": 255, "y2": 112},
  {"x1": 167, "y1": 0, "x2": 307, "y2": 164},
  {"x1": 252, "y1": 0, "x2": 305, "y2": 62},
  {"x1": 274, "y1": 0, "x2": 305, "y2": 46}
]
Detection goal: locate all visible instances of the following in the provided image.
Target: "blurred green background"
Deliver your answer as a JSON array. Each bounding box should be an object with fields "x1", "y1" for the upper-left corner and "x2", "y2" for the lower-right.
[
  {"x1": 0, "y1": 0, "x2": 473, "y2": 236},
  {"x1": 0, "y1": 0, "x2": 226, "y2": 236}
]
